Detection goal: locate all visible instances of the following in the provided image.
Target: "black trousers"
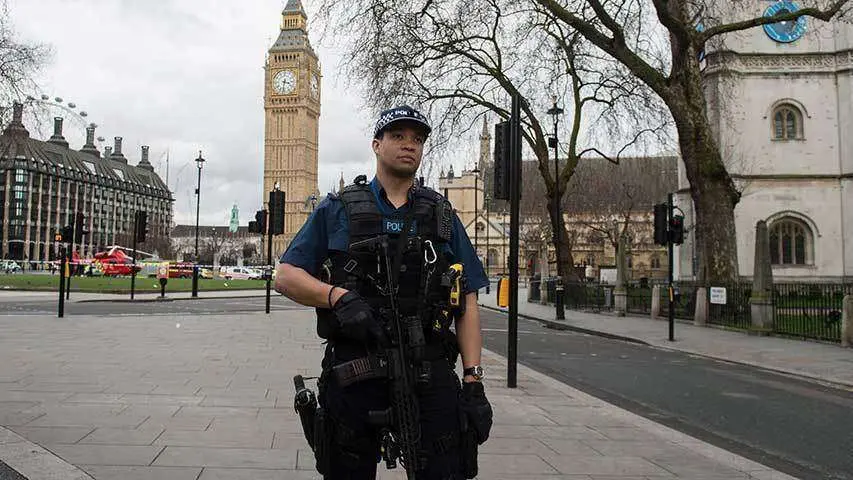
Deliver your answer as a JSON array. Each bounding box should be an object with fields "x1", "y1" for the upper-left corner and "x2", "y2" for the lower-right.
[{"x1": 318, "y1": 355, "x2": 465, "y2": 480}]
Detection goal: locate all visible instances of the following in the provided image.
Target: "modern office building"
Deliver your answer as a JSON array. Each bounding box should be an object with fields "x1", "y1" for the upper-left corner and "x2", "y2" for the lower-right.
[{"x1": 0, "y1": 102, "x2": 173, "y2": 264}]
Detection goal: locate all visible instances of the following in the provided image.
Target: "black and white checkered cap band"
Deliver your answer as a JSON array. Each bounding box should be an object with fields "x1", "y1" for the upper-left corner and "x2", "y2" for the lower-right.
[{"x1": 373, "y1": 106, "x2": 432, "y2": 138}]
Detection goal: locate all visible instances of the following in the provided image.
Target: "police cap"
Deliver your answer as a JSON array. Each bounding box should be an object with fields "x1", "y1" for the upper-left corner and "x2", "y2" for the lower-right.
[{"x1": 373, "y1": 105, "x2": 432, "y2": 139}]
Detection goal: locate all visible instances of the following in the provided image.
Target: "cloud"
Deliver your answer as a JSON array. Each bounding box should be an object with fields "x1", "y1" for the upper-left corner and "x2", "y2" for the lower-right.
[
  {"x1": 9, "y1": 0, "x2": 381, "y2": 226},
  {"x1": 10, "y1": 0, "x2": 483, "y2": 230}
]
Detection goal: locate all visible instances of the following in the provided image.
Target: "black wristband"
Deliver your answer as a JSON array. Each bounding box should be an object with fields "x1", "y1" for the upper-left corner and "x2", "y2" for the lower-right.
[{"x1": 328, "y1": 286, "x2": 338, "y2": 309}]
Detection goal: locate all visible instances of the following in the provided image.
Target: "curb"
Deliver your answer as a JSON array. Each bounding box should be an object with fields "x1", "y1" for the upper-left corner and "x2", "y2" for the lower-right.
[
  {"x1": 479, "y1": 348, "x2": 799, "y2": 480},
  {"x1": 479, "y1": 303, "x2": 853, "y2": 391},
  {"x1": 0, "y1": 426, "x2": 93, "y2": 480},
  {"x1": 75, "y1": 293, "x2": 269, "y2": 304},
  {"x1": 479, "y1": 304, "x2": 650, "y2": 346}
]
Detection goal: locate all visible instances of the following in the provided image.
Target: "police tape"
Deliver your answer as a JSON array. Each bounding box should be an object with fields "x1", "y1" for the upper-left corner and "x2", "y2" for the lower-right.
[{"x1": 5, "y1": 260, "x2": 277, "y2": 270}]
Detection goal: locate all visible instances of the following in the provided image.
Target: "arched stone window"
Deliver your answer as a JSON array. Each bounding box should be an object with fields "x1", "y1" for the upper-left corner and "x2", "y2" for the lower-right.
[
  {"x1": 650, "y1": 256, "x2": 661, "y2": 269},
  {"x1": 626, "y1": 255, "x2": 633, "y2": 269},
  {"x1": 769, "y1": 217, "x2": 814, "y2": 265},
  {"x1": 772, "y1": 104, "x2": 804, "y2": 140}
]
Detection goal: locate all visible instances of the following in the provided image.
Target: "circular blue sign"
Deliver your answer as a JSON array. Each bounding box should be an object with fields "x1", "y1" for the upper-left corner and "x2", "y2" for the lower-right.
[{"x1": 763, "y1": 1, "x2": 807, "y2": 43}]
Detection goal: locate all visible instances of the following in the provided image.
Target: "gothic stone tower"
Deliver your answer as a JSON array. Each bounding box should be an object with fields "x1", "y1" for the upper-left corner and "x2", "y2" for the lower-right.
[
  {"x1": 264, "y1": 0, "x2": 321, "y2": 256},
  {"x1": 675, "y1": 0, "x2": 853, "y2": 281}
]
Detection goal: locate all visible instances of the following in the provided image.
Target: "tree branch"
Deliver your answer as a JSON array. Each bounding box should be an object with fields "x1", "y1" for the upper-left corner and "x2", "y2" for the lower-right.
[{"x1": 701, "y1": 0, "x2": 850, "y2": 41}]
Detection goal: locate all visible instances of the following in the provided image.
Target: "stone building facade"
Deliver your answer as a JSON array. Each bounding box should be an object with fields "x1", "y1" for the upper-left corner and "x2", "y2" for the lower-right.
[
  {"x1": 677, "y1": 0, "x2": 853, "y2": 282},
  {"x1": 263, "y1": 0, "x2": 321, "y2": 257},
  {"x1": 170, "y1": 225, "x2": 262, "y2": 266},
  {"x1": 0, "y1": 103, "x2": 172, "y2": 264}
]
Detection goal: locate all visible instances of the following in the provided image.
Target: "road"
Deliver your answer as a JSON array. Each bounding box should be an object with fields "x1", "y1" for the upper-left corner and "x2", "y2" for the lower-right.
[
  {"x1": 1, "y1": 296, "x2": 851, "y2": 479},
  {"x1": 478, "y1": 308, "x2": 853, "y2": 480}
]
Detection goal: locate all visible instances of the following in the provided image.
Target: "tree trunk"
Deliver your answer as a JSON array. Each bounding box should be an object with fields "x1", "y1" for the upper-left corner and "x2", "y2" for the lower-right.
[
  {"x1": 548, "y1": 190, "x2": 578, "y2": 282},
  {"x1": 672, "y1": 105, "x2": 740, "y2": 284},
  {"x1": 663, "y1": 42, "x2": 740, "y2": 285}
]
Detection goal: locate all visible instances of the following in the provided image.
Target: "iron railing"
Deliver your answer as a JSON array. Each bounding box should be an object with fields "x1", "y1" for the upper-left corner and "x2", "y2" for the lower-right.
[
  {"x1": 526, "y1": 276, "x2": 851, "y2": 344},
  {"x1": 772, "y1": 283, "x2": 851, "y2": 342}
]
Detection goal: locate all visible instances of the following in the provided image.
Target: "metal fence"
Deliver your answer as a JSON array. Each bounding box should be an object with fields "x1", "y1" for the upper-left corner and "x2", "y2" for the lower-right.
[
  {"x1": 626, "y1": 284, "x2": 652, "y2": 315},
  {"x1": 533, "y1": 278, "x2": 613, "y2": 312},
  {"x1": 772, "y1": 283, "x2": 852, "y2": 342},
  {"x1": 706, "y1": 283, "x2": 753, "y2": 330},
  {"x1": 658, "y1": 282, "x2": 700, "y2": 321},
  {"x1": 526, "y1": 276, "x2": 852, "y2": 344}
]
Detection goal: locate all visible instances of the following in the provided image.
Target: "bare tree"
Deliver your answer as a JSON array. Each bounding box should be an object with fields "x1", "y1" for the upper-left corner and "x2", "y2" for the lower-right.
[
  {"x1": 315, "y1": 0, "x2": 670, "y2": 281},
  {"x1": 532, "y1": 0, "x2": 851, "y2": 282},
  {"x1": 0, "y1": 2, "x2": 51, "y2": 125}
]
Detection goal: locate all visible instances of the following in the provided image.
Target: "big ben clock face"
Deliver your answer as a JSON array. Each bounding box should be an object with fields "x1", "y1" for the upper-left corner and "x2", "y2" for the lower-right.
[
  {"x1": 310, "y1": 73, "x2": 319, "y2": 99},
  {"x1": 273, "y1": 70, "x2": 296, "y2": 95},
  {"x1": 763, "y1": 1, "x2": 807, "y2": 43}
]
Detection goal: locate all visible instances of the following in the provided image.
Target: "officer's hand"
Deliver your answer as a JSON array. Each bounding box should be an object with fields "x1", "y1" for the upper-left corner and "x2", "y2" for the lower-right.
[
  {"x1": 332, "y1": 291, "x2": 387, "y2": 346},
  {"x1": 460, "y1": 381, "x2": 493, "y2": 444}
]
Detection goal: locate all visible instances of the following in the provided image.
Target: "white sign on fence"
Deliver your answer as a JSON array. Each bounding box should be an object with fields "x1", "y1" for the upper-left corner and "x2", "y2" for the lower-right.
[{"x1": 710, "y1": 287, "x2": 727, "y2": 305}]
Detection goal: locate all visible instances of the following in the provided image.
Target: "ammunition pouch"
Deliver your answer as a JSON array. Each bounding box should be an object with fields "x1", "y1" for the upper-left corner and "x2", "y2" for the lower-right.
[{"x1": 331, "y1": 343, "x2": 453, "y2": 388}]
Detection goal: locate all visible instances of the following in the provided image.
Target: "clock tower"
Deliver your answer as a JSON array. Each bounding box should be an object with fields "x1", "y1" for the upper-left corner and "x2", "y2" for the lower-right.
[
  {"x1": 674, "y1": 0, "x2": 853, "y2": 281},
  {"x1": 264, "y1": 0, "x2": 321, "y2": 256}
]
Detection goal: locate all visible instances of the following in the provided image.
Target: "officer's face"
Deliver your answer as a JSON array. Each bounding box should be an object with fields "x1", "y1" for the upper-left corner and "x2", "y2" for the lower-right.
[{"x1": 373, "y1": 123, "x2": 427, "y2": 178}]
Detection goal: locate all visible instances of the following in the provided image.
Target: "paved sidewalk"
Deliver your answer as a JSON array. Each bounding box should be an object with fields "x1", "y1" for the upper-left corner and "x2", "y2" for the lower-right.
[
  {"x1": 0, "y1": 309, "x2": 796, "y2": 479},
  {"x1": 479, "y1": 286, "x2": 853, "y2": 388}
]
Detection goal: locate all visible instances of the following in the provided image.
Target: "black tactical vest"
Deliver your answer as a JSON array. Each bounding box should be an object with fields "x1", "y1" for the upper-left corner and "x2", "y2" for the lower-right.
[{"x1": 316, "y1": 178, "x2": 455, "y2": 345}]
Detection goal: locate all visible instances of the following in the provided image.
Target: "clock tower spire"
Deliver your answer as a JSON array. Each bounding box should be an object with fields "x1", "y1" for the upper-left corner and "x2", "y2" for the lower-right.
[{"x1": 263, "y1": 1, "x2": 321, "y2": 256}]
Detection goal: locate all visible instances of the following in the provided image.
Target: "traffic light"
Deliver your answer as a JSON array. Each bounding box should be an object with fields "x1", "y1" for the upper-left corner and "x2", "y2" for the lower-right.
[
  {"x1": 134, "y1": 211, "x2": 148, "y2": 243},
  {"x1": 653, "y1": 203, "x2": 668, "y2": 246},
  {"x1": 269, "y1": 190, "x2": 285, "y2": 236},
  {"x1": 253, "y1": 209, "x2": 267, "y2": 235},
  {"x1": 670, "y1": 215, "x2": 685, "y2": 245},
  {"x1": 60, "y1": 225, "x2": 73, "y2": 244},
  {"x1": 248, "y1": 220, "x2": 258, "y2": 233},
  {"x1": 493, "y1": 122, "x2": 510, "y2": 201},
  {"x1": 74, "y1": 212, "x2": 85, "y2": 243}
]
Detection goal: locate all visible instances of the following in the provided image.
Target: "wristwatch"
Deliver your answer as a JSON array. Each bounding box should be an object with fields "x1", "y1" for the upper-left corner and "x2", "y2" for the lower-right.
[{"x1": 463, "y1": 365, "x2": 484, "y2": 382}]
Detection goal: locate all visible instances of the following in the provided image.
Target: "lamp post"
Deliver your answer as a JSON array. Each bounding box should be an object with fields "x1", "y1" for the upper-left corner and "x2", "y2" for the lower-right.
[
  {"x1": 484, "y1": 197, "x2": 490, "y2": 294},
  {"x1": 547, "y1": 97, "x2": 565, "y2": 320},
  {"x1": 472, "y1": 167, "x2": 480, "y2": 269},
  {"x1": 191, "y1": 151, "x2": 205, "y2": 298}
]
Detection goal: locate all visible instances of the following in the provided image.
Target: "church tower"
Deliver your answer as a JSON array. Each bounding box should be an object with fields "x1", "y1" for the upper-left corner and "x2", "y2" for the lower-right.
[
  {"x1": 477, "y1": 116, "x2": 490, "y2": 174},
  {"x1": 675, "y1": 0, "x2": 853, "y2": 281},
  {"x1": 263, "y1": 0, "x2": 321, "y2": 256}
]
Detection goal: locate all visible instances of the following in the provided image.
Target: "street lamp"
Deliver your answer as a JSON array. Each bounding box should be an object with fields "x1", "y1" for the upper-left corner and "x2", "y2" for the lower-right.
[
  {"x1": 192, "y1": 150, "x2": 205, "y2": 298},
  {"x1": 547, "y1": 96, "x2": 566, "y2": 320},
  {"x1": 472, "y1": 167, "x2": 480, "y2": 262}
]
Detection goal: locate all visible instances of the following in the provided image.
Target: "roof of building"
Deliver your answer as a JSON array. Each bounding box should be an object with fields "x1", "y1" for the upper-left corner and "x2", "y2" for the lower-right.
[
  {"x1": 283, "y1": 0, "x2": 306, "y2": 16},
  {"x1": 483, "y1": 155, "x2": 679, "y2": 215},
  {"x1": 0, "y1": 104, "x2": 171, "y2": 200}
]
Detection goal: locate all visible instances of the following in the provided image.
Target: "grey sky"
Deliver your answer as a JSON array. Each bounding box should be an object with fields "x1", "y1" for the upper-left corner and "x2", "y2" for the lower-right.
[{"x1": 10, "y1": 0, "x2": 476, "y2": 226}]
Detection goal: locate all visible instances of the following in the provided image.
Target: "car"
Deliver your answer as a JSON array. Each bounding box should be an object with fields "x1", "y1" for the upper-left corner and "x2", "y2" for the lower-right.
[
  {"x1": 223, "y1": 267, "x2": 259, "y2": 280},
  {"x1": 200, "y1": 268, "x2": 214, "y2": 279},
  {"x1": 0, "y1": 260, "x2": 22, "y2": 273}
]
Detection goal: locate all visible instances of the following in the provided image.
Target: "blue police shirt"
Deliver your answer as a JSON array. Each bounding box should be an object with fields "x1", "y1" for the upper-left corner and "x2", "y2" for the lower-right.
[{"x1": 280, "y1": 177, "x2": 488, "y2": 294}]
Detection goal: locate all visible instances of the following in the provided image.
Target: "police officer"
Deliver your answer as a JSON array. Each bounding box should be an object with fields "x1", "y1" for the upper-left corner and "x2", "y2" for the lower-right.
[{"x1": 275, "y1": 105, "x2": 493, "y2": 479}]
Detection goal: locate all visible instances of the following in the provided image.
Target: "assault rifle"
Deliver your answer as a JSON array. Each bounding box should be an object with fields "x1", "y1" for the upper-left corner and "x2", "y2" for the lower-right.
[{"x1": 355, "y1": 234, "x2": 423, "y2": 477}]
